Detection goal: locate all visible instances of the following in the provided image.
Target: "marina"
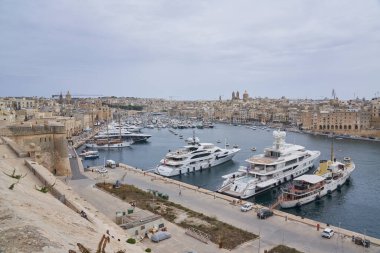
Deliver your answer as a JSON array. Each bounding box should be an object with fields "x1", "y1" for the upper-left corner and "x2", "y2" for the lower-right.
[{"x1": 79, "y1": 123, "x2": 380, "y2": 239}]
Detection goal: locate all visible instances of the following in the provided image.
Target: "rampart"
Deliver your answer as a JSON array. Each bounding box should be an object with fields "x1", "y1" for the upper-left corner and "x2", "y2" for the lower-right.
[{"x1": 0, "y1": 124, "x2": 70, "y2": 176}]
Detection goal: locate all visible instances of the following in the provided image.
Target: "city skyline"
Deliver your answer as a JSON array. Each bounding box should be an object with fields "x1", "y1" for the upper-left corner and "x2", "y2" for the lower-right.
[{"x1": 1, "y1": 0, "x2": 380, "y2": 100}]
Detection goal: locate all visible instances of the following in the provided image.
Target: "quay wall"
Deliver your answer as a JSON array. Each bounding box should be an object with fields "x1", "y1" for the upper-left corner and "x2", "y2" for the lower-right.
[{"x1": 118, "y1": 163, "x2": 380, "y2": 246}]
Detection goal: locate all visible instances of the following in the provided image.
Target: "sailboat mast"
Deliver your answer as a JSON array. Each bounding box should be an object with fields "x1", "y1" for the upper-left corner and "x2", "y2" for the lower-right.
[
  {"x1": 330, "y1": 135, "x2": 334, "y2": 161},
  {"x1": 118, "y1": 112, "x2": 122, "y2": 141}
]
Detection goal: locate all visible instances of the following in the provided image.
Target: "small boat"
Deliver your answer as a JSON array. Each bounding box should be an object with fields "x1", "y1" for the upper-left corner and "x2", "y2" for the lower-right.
[
  {"x1": 251, "y1": 147, "x2": 256, "y2": 151},
  {"x1": 216, "y1": 140, "x2": 221, "y2": 143},
  {"x1": 233, "y1": 145, "x2": 239, "y2": 148},
  {"x1": 79, "y1": 150, "x2": 99, "y2": 160}
]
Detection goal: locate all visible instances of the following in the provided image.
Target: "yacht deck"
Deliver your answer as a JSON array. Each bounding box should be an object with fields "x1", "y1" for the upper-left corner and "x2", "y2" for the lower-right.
[{"x1": 246, "y1": 156, "x2": 277, "y2": 164}]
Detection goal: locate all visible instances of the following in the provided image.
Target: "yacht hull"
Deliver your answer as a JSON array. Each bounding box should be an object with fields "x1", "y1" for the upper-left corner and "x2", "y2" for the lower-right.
[
  {"x1": 156, "y1": 150, "x2": 239, "y2": 177},
  {"x1": 280, "y1": 163, "x2": 355, "y2": 208}
]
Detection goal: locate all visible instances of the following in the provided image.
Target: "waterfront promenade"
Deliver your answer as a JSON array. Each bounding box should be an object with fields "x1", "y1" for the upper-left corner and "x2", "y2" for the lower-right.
[{"x1": 71, "y1": 163, "x2": 380, "y2": 253}]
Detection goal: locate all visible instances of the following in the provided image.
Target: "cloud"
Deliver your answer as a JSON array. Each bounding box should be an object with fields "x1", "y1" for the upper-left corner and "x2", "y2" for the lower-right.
[{"x1": 0, "y1": 0, "x2": 379, "y2": 99}]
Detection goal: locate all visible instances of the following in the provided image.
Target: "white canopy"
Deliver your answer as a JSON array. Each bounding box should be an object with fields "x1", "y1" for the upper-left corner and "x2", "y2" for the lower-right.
[{"x1": 294, "y1": 174, "x2": 325, "y2": 184}]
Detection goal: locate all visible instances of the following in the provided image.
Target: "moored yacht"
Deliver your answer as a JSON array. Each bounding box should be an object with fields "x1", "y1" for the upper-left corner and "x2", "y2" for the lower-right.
[
  {"x1": 85, "y1": 138, "x2": 133, "y2": 149},
  {"x1": 96, "y1": 125, "x2": 151, "y2": 143},
  {"x1": 217, "y1": 130, "x2": 320, "y2": 199},
  {"x1": 155, "y1": 139, "x2": 240, "y2": 177},
  {"x1": 79, "y1": 150, "x2": 99, "y2": 160},
  {"x1": 280, "y1": 157, "x2": 355, "y2": 208}
]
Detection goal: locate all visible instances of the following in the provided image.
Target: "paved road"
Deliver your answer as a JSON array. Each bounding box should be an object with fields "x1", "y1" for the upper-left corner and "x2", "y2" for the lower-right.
[
  {"x1": 70, "y1": 167, "x2": 379, "y2": 253},
  {"x1": 68, "y1": 146, "x2": 87, "y2": 180}
]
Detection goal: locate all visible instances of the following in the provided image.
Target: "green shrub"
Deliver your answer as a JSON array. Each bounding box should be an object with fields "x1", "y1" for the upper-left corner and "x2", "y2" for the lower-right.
[
  {"x1": 145, "y1": 248, "x2": 152, "y2": 252},
  {"x1": 126, "y1": 238, "x2": 136, "y2": 244}
]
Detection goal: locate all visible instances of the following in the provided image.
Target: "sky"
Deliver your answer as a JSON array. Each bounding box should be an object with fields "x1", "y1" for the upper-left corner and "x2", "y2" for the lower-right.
[{"x1": 1, "y1": 0, "x2": 380, "y2": 100}]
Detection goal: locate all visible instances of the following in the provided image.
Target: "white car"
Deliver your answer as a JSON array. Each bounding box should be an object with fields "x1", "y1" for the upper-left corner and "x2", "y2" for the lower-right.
[
  {"x1": 240, "y1": 202, "x2": 254, "y2": 212},
  {"x1": 321, "y1": 228, "x2": 334, "y2": 238},
  {"x1": 97, "y1": 167, "x2": 108, "y2": 174}
]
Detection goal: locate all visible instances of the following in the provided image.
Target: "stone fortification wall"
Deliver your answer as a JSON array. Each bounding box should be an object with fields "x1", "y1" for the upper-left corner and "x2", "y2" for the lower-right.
[{"x1": 1, "y1": 124, "x2": 70, "y2": 176}]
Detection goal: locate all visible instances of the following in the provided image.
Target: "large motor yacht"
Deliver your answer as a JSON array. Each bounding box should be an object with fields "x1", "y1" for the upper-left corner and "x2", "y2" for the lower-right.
[
  {"x1": 217, "y1": 130, "x2": 320, "y2": 199},
  {"x1": 155, "y1": 138, "x2": 240, "y2": 177}
]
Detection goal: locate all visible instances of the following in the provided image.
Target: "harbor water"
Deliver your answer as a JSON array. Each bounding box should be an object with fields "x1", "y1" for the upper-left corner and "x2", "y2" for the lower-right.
[{"x1": 79, "y1": 124, "x2": 380, "y2": 238}]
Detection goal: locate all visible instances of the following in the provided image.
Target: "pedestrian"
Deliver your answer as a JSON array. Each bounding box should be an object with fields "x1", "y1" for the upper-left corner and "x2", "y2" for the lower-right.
[{"x1": 179, "y1": 190, "x2": 182, "y2": 196}]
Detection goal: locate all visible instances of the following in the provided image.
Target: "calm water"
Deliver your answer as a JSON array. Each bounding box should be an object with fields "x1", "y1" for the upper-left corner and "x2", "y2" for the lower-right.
[{"x1": 79, "y1": 124, "x2": 380, "y2": 238}]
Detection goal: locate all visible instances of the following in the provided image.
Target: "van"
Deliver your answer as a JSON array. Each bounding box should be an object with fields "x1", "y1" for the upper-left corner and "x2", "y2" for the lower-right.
[{"x1": 106, "y1": 160, "x2": 116, "y2": 168}]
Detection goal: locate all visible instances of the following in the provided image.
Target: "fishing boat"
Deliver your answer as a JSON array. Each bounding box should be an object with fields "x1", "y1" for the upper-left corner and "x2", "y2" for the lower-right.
[{"x1": 217, "y1": 130, "x2": 320, "y2": 199}]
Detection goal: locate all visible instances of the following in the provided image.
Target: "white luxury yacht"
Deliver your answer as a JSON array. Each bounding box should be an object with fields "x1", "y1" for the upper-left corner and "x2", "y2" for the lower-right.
[
  {"x1": 155, "y1": 137, "x2": 240, "y2": 177},
  {"x1": 217, "y1": 130, "x2": 320, "y2": 199},
  {"x1": 95, "y1": 123, "x2": 151, "y2": 143}
]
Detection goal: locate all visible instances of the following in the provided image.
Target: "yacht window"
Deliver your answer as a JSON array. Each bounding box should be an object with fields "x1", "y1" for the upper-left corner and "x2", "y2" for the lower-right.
[
  {"x1": 254, "y1": 164, "x2": 265, "y2": 170},
  {"x1": 191, "y1": 150, "x2": 205, "y2": 154},
  {"x1": 285, "y1": 159, "x2": 297, "y2": 166},
  {"x1": 191, "y1": 153, "x2": 210, "y2": 159},
  {"x1": 214, "y1": 149, "x2": 221, "y2": 153}
]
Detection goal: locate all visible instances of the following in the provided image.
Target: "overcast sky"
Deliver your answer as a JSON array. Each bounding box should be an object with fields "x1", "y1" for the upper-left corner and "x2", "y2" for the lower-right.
[{"x1": 1, "y1": 0, "x2": 380, "y2": 100}]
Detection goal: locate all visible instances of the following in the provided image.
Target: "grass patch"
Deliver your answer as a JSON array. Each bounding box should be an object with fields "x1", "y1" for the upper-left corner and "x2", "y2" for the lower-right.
[
  {"x1": 97, "y1": 183, "x2": 257, "y2": 249},
  {"x1": 268, "y1": 245, "x2": 304, "y2": 253}
]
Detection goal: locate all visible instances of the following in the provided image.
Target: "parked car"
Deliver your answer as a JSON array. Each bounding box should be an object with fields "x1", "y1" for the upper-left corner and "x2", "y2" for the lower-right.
[
  {"x1": 321, "y1": 228, "x2": 334, "y2": 239},
  {"x1": 352, "y1": 236, "x2": 370, "y2": 248},
  {"x1": 241, "y1": 203, "x2": 254, "y2": 212},
  {"x1": 257, "y1": 208, "x2": 273, "y2": 219},
  {"x1": 105, "y1": 160, "x2": 116, "y2": 168},
  {"x1": 96, "y1": 167, "x2": 108, "y2": 174}
]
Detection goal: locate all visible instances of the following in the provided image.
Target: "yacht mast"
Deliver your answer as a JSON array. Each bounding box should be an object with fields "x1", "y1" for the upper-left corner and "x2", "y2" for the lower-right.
[{"x1": 330, "y1": 135, "x2": 334, "y2": 161}]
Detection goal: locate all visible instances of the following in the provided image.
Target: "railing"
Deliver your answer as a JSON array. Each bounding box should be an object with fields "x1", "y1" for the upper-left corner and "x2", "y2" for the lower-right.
[{"x1": 185, "y1": 227, "x2": 210, "y2": 244}]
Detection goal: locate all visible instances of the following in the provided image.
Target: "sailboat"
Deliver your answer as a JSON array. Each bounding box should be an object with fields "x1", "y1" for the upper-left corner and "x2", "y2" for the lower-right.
[{"x1": 85, "y1": 115, "x2": 133, "y2": 149}]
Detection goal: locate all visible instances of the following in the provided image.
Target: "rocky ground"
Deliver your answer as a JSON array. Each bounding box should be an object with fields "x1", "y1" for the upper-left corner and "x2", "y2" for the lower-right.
[{"x1": 0, "y1": 143, "x2": 144, "y2": 253}]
